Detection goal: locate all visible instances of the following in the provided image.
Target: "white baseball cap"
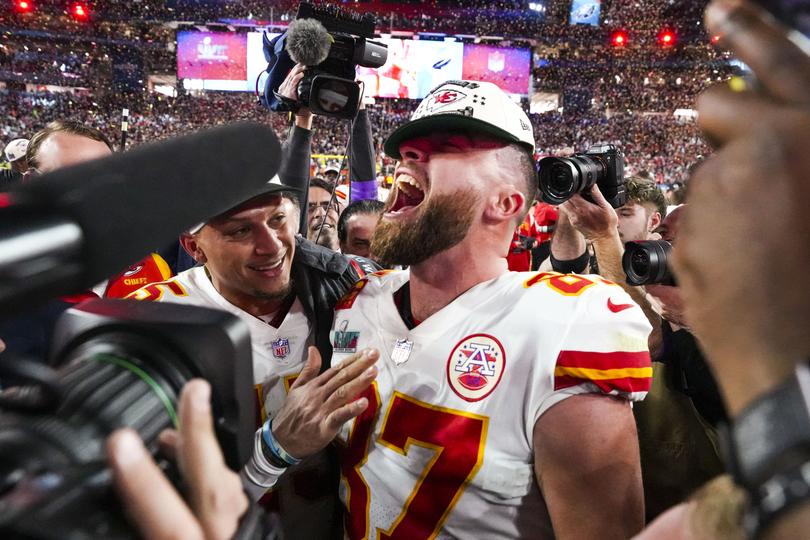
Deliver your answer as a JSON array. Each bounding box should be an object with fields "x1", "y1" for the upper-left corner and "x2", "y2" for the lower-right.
[
  {"x1": 4, "y1": 138, "x2": 29, "y2": 162},
  {"x1": 188, "y1": 174, "x2": 300, "y2": 234},
  {"x1": 383, "y1": 80, "x2": 535, "y2": 159}
]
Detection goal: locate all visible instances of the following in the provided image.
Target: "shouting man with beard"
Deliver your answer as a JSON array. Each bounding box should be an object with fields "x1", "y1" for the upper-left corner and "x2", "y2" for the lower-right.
[{"x1": 256, "y1": 81, "x2": 653, "y2": 540}]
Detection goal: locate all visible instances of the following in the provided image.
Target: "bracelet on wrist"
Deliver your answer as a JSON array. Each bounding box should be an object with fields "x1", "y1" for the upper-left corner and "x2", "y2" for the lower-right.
[{"x1": 261, "y1": 419, "x2": 302, "y2": 468}]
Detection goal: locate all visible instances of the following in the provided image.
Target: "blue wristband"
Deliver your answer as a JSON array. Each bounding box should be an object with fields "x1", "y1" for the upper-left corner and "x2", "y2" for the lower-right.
[{"x1": 262, "y1": 420, "x2": 302, "y2": 467}]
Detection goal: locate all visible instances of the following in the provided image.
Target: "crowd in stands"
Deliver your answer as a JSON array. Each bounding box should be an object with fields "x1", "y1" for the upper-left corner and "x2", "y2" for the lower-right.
[{"x1": 1, "y1": 88, "x2": 708, "y2": 185}]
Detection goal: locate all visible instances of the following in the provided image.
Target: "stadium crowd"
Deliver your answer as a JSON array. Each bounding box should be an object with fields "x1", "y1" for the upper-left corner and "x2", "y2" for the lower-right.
[{"x1": 0, "y1": 89, "x2": 707, "y2": 185}]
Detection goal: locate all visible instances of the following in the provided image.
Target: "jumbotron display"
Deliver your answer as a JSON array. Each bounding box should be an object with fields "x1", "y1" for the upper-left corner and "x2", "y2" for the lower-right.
[{"x1": 177, "y1": 30, "x2": 531, "y2": 97}]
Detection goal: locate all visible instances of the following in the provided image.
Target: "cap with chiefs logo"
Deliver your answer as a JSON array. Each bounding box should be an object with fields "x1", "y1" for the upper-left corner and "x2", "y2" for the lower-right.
[{"x1": 383, "y1": 80, "x2": 535, "y2": 160}]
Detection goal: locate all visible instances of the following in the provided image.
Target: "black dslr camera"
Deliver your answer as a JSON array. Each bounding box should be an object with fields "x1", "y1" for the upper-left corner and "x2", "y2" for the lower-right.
[
  {"x1": 538, "y1": 144, "x2": 627, "y2": 208},
  {"x1": 622, "y1": 240, "x2": 676, "y2": 286},
  {"x1": 262, "y1": 2, "x2": 388, "y2": 119},
  {"x1": 0, "y1": 300, "x2": 256, "y2": 539}
]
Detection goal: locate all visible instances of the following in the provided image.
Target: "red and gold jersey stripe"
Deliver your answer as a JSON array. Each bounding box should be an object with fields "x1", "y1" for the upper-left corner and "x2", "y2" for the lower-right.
[{"x1": 553, "y1": 350, "x2": 652, "y2": 394}]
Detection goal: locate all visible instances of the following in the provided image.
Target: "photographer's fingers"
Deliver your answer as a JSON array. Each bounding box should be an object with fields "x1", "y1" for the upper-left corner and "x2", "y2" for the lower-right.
[
  {"x1": 319, "y1": 349, "x2": 379, "y2": 397},
  {"x1": 157, "y1": 428, "x2": 179, "y2": 462},
  {"x1": 587, "y1": 184, "x2": 612, "y2": 210},
  {"x1": 706, "y1": 0, "x2": 810, "y2": 106},
  {"x1": 289, "y1": 346, "x2": 322, "y2": 389},
  {"x1": 178, "y1": 380, "x2": 248, "y2": 540},
  {"x1": 107, "y1": 429, "x2": 204, "y2": 540}
]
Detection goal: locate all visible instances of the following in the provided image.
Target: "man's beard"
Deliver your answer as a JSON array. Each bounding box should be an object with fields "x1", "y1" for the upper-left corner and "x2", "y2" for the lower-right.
[
  {"x1": 251, "y1": 279, "x2": 293, "y2": 303},
  {"x1": 371, "y1": 190, "x2": 479, "y2": 267}
]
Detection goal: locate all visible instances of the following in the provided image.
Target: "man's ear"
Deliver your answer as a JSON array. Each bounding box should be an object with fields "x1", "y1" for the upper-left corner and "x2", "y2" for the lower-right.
[
  {"x1": 648, "y1": 211, "x2": 662, "y2": 233},
  {"x1": 484, "y1": 188, "x2": 526, "y2": 225},
  {"x1": 179, "y1": 232, "x2": 207, "y2": 263}
]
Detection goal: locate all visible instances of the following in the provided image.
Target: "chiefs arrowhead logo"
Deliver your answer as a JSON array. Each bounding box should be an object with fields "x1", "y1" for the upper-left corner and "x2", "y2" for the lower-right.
[{"x1": 607, "y1": 298, "x2": 634, "y2": 313}]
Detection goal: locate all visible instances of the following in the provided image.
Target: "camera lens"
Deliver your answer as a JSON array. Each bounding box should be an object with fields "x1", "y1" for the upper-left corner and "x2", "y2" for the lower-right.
[
  {"x1": 622, "y1": 240, "x2": 675, "y2": 286},
  {"x1": 538, "y1": 154, "x2": 605, "y2": 205},
  {"x1": 630, "y1": 249, "x2": 651, "y2": 277},
  {"x1": 538, "y1": 158, "x2": 578, "y2": 204}
]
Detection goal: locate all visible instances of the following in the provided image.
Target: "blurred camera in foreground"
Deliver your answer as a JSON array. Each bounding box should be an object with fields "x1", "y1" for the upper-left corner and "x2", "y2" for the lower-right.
[
  {"x1": 622, "y1": 240, "x2": 676, "y2": 286},
  {"x1": 538, "y1": 144, "x2": 627, "y2": 208},
  {"x1": 0, "y1": 299, "x2": 255, "y2": 539}
]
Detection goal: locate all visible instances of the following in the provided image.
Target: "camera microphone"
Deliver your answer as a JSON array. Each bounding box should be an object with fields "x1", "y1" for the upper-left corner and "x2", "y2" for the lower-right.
[
  {"x1": 0, "y1": 122, "x2": 281, "y2": 320},
  {"x1": 285, "y1": 18, "x2": 332, "y2": 66}
]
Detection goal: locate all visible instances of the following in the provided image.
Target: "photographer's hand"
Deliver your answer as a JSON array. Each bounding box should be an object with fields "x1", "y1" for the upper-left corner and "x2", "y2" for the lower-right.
[
  {"x1": 278, "y1": 63, "x2": 312, "y2": 130},
  {"x1": 107, "y1": 380, "x2": 248, "y2": 540},
  {"x1": 561, "y1": 185, "x2": 619, "y2": 242},
  {"x1": 673, "y1": 0, "x2": 810, "y2": 417},
  {"x1": 271, "y1": 347, "x2": 379, "y2": 459}
]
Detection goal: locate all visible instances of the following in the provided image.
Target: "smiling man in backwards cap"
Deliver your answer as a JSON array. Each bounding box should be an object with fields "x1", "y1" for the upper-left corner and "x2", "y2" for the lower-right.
[
  {"x1": 263, "y1": 80, "x2": 653, "y2": 539},
  {"x1": 129, "y1": 173, "x2": 378, "y2": 539}
]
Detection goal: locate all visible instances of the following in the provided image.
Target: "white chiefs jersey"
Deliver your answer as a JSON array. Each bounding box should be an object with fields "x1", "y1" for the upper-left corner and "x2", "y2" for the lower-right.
[
  {"x1": 129, "y1": 267, "x2": 334, "y2": 540},
  {"x1": 128, "y1": 266, "x2": 311, "y2": 416},
  {"x1": 331, "y1": 269, "x2": 653, "y2": 540}
]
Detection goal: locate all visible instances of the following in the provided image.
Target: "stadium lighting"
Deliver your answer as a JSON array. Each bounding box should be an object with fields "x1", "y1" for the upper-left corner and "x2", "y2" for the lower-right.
[
  {"x1": 14, "y1": 0, "x2": 34, "y2": 13},
  {"x1": 611, "y1": 30, "x2": 628, "y2": 47},
  {"x1": 658, "y1": 29, "x2": 677, "y2": 47},
  {"x1": 528, "y1": 2, "x2": 546, "y2": 13},
  {"x1": 71, "y1": 2, "x2": 89, "y2": 21}
]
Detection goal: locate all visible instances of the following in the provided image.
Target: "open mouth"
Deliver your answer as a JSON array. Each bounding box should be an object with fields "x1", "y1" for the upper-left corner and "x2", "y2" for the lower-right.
[{"x1": 388, "y1": 174, "x2": 426, "y2": 214}]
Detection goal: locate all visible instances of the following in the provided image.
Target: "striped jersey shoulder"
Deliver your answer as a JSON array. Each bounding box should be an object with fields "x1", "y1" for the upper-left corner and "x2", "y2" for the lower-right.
[{"x1": 524, "y1": 272, "x2": 654, "y2": 401}]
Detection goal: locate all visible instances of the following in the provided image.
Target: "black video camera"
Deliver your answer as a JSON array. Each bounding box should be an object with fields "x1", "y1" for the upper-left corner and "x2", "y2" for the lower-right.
[
  {"x1": 261, "y1": 2, "x2": 387, "y2": 119},
  {"x1": 0, "y1": 300, "x2": 256, "y2": 539},
  {"x1": 0, "y1": 123, "x2": 281, "y2": 539},
  {"x1": 538, "y1": 144, "x2": 627, "y2": 208},
  {"x1": 622, "y1": 240, "x2": 676, "y2": 286}
]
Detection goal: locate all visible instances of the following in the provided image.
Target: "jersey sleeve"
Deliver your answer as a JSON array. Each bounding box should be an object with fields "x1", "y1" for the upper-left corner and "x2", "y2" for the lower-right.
[
  {"x1": 106, "y1": 253, "x2": 174, "y2": 299},
  {"x1": 534, "y1": 279, "x2": 653, "y2": 422}
]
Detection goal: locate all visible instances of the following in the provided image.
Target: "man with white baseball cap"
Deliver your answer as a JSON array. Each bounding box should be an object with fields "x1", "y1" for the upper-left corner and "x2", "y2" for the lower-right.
[
  {"x1": 1, "y1": 138, "x2": 29, "y2": 190},
  {"x1": 261, "y1": 79, "x2": 652, "y2": 539}
]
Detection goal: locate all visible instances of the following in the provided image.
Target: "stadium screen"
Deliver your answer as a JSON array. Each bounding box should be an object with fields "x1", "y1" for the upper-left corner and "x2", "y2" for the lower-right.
[
  {"x1": 356, "y1": 38, "x2": 464, "y2": 99},
  {"x1": 461, "y1": 44, "x2": 531, "y2": 96},
  {"x1": 177, "y1": 30, "x2": 249, "y2": 91},
  {"x1": 569, "y1": 0, "x2": 602, "y2": 26},
  {"x1": 178, "y1": 31, "x2": 530, "y2": 97}
]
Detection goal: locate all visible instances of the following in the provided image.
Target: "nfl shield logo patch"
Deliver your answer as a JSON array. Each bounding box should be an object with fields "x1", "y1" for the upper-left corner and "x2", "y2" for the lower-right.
[{"x1": 271, "y1": 338, "x2": 290, "y2": 359}]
